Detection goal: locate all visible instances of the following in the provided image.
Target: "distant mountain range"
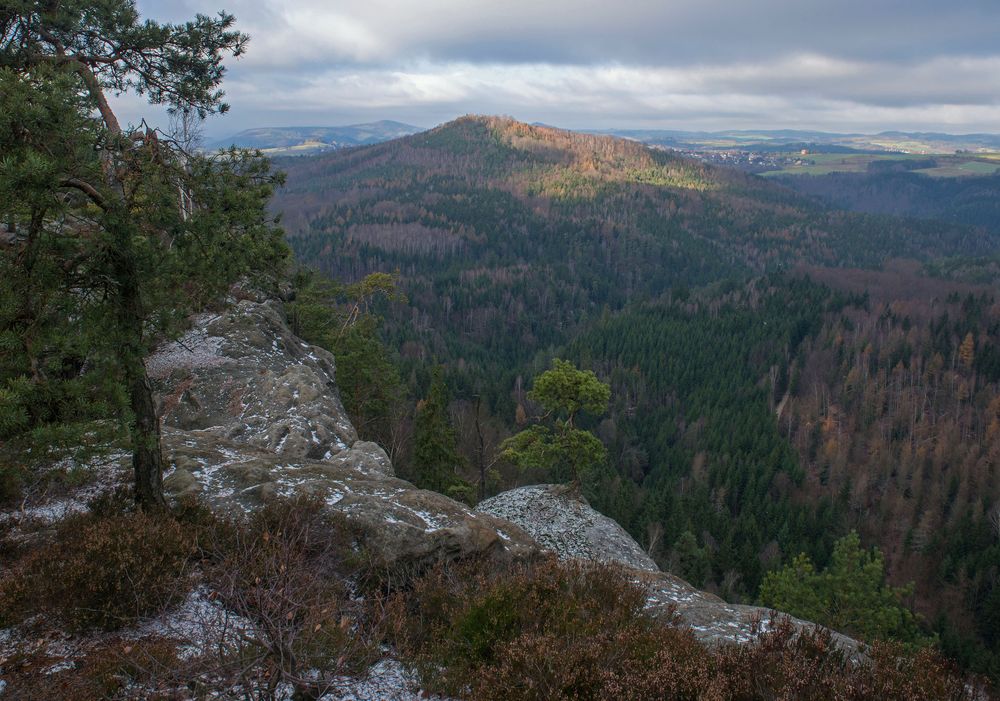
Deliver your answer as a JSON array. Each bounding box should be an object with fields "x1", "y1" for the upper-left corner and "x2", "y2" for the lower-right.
[
  {"x1": 208, "y1": 120, "x2": 425, "y2": 155},
  {"x1": 213, "y1": 118, "x2": 1000, "y2": 158}
]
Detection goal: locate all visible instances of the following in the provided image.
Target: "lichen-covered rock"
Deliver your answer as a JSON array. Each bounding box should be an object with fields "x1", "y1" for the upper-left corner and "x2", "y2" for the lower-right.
[
  {"x1": 478, "y1": 484, "x2": 657, "y2": 572},
  {"x1": 162, "y1": 430, "x2": 535, "y2": 570},
  {"x1": 477, "y1": 483, "x2": 861, "y2": 656},
  {"x1": 145, "y1": 297, "x2": 857, "y2": 656},
  {"x1": 150, "y1": 300, "x2": 534, "y2": 571},
  {"x1": 148, "y1": 300, "x2": 358, "y2": 462}
]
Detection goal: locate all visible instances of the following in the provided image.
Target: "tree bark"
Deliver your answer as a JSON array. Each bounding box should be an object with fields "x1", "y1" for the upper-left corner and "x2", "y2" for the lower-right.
[
  {"x1": 77, "y1": 56, "x2": 166, "y2": 509},
  {"x1": 110, "y1": 215, "x2": 166, "y2": 509},
  {"x1": 126, "y1": 352, "x2": 165, "y2": 510}
]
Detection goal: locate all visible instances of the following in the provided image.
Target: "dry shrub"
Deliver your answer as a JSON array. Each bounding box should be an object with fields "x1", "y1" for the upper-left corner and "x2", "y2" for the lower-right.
[
  {"x1": 1, "y1": 636, "x2": 181, "y2": 701},
  {"x1": 388, "y1": 557, "x2": 978, "y2": 701},
  {"x1": 0, "y1": 509, "x2": 195, "y2": 631},
  {"x1": 388, "y1": 556, "x2": 705, "y2": 700},
  {"x1": 198, "y1": 496, "x2": 382, "y2": 699},
  {"x1": 848, "y1": 641, "x2": 973, "y2": 701}
]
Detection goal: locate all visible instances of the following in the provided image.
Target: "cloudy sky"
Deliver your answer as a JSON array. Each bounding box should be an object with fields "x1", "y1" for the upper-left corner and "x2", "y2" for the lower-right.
[{"x1": 128, "y1": 0, "x2": 1000, "y2": 137}]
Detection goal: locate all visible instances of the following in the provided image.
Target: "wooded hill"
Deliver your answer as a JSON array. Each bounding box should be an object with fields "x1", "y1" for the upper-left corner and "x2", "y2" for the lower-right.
[
  {"x1": 273, "y1": 115, "x2": 995, "y2": 402},
  {"x1": 272, "y1": 116, "x2": 1000, "y2": 679}
]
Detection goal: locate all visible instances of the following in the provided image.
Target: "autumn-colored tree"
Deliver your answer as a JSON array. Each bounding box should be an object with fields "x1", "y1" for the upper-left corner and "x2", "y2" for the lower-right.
[{"x1": 959, "y1": 332, "x2": 976, "y2": 370}]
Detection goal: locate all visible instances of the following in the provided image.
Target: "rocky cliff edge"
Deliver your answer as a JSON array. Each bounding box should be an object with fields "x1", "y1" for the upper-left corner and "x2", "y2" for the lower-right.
[{"x1": 0, "y1": 298, "x2": 860, "y2": 699}]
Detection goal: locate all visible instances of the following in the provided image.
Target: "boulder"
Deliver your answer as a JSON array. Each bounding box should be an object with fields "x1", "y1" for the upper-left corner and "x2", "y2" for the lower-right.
[
  {"x1": 479, "y1": 484, "x2": 861, "y2": 656},
  {"x1": 478, "y1": 484, "x2": 657, "y2": 572}
]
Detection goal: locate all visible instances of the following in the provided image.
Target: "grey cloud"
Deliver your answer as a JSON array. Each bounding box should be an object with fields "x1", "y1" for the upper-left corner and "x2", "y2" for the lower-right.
[{"x1": 127, "y1": 0, "x2": 1000, "y2": 135}]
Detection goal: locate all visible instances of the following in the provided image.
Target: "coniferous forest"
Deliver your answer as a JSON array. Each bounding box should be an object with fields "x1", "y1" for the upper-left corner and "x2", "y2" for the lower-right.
[
  {"x1": 5, "y1": 1, "x2": 1000, "y2": 697},
  {"x1": 273, "y1": 117, "x2": 1000, "y2": 680}
]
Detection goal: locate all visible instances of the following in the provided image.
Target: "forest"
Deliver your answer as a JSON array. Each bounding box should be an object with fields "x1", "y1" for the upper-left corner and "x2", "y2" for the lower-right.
[
  {"x1": 274, "y1": 117, "x2": 1000, "y2": 680},
  {"x1": 4, "y1": 0, "x2": 999, "y2": 696}
]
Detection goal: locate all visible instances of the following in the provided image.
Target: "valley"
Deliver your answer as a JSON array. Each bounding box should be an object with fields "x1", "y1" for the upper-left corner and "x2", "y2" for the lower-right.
[{"x1": 273, "y1": 116, "x2": 1000, "y2": 680}]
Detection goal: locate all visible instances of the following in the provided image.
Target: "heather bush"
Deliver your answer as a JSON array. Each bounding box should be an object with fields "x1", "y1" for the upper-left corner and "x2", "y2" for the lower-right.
[
  {"x1": 0, "y1": 508, "x2": 195, "y2": 631},
  {"x1": 389, "y1": 556, "x2": 703, "y2": 699},
  {"x1": 1, "y1": 636, "x2": 182, "y2": 700},
  {"x1": 198, "y1": 496, "x2": 382, "y2": 698},
  {"x1": 388, "y1": 556, "x2": 979, "y2": 701}
]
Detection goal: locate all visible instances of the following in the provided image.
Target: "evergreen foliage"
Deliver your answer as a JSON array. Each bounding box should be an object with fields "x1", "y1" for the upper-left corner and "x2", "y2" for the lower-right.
[
  {"x1": 500, "y1": 359, "x2": 610, "y2": 484},
  {"x1": 760, "y1": 531, "x2": 928, "y2": 646},
  {"x1": 411, "y1": 368, "x2": 473, "y2": 500},
  {"x1": 0, "y1": 1, "x2": 288, "y2": 506},
  {"x1": 286, "y1": 269, "x2": 405, "y2": 452}
]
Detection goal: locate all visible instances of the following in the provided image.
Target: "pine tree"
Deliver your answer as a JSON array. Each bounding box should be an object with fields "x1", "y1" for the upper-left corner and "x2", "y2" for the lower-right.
[
  {"x1": 1, "y1": 2, "x2": 287, "y2": 507},
  {"x1": 286, "y1": 270, "x2": 404, "y2": 452},
  {"x1": 500, "y1": 358, "x2": 610, "y2": 485},
  {"x1": 411, "y1": 368, "x2": 466, "y2": 495},
  {"x1": 759, "y1": 531, "x2": 928, "y2": 645}
]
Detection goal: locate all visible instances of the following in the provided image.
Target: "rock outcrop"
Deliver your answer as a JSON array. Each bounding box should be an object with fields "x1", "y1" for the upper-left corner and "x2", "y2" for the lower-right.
[
  {"x1": 479, "y1": 484, "x2": 861, "y2": 655},
  {"x1": 478, "y1": 485, "x2": 658, "y2": 572},
  {"x1": 1, "y1": 296, "x2": 864, "y2": 699},
  {"x1": 148, "y1": 299, "x2": 535, "y2": 571},
  {"x1": 152, "y1": 298, "x2": 859, "y2": 654}
]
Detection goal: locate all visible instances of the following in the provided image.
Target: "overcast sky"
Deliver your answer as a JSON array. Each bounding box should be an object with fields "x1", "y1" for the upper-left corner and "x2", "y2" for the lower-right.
[{"x1": 124, "y1": 0, "x2": 1000, "y2": 137}]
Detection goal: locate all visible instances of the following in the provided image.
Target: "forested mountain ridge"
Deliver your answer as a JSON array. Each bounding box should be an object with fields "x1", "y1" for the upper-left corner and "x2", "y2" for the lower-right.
[
  {"x1": 270, "y1": 116, "x2": 1000, "y2": 681},
  {"x1": 272, "y1": 114, "x2": 996, "y2": 403},
  {"x1": 276, "y1": 115, "x2": 992, "y2": 276},
  {"x1": 209, "y1": 120, "x2": 424, "y2": 155}
]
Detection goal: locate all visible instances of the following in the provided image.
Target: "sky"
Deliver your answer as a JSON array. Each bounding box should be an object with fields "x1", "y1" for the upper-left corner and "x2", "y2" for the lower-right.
[{"x1": 125, "y1": 0, "x2": 1000, "y2": 138}]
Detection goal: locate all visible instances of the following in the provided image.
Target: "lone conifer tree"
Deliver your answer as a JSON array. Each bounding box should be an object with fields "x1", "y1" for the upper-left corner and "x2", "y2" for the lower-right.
[{"x1": 500, "y1": 358, "x2": 610, "y2": 485}]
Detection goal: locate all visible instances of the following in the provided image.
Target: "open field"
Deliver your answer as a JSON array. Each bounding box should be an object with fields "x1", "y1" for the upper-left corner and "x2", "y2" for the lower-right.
[{"x1": 761, "y1": 152, "x2": 1000, "y2": 177}]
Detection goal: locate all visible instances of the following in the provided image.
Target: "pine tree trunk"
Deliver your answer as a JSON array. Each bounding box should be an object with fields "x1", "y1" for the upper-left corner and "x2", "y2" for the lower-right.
[
  {"x1": 127, "y1": 355, "x2": 165, "y2": 509},
  {"x1": 111, "y1": 216, "x2": 166, "y2": 510}
]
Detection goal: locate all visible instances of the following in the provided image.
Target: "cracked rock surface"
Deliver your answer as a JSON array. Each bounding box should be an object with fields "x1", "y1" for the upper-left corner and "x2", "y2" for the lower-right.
[
  {"x1": 149, "y1": 299, "x2": 358, "y2": 461},
  {"x1": 151, "y1": 299, "x2": 535, "y2": 571}
]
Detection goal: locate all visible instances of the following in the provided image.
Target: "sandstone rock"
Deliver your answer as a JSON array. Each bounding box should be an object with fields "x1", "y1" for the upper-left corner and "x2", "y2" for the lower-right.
[
  {"x1": 163, "y1": 429, "x2": 534, "y2": 571},
  {"x1": 478, "y1": 484, "x2": 657, "y2": 572},
  {"x1": 148, "y1": 299, "x2": 535, "y2": 574},
  {"x1": 147, "y1": 297, "x2": 859, "y2": 657},
  {"x1": 478, "y1": 483, "x2": 861, "y2": 656},
  {"x1": 162, "y1": 467, "x2": 200, "y2": 498},
  {"x1": 148, "y1": 300, "x2": 357, "y2": 461}
]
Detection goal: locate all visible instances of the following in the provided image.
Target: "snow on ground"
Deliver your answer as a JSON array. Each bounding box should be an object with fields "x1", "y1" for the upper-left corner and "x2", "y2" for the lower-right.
[
  {"x1": 0, "y1": 451, "x2": 130, "y2": 532},
  {"x1": 145, "y1": 315, "x2": 226, "y2": 380}
]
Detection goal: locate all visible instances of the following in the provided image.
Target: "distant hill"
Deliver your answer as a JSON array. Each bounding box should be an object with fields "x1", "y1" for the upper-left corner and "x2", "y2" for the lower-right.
[
  {"x1": 594, "y1": 127, "x2": 1000, "y2": 154},
  {"x1": 275, "y1": 115, "x2": 990, "y2": 277},
  {"x1": 209, "y1": 120, "x2": 424, "y2": 155},
  {"x1": 272, "y1": 113, "x2": 991, "y2": 384}
]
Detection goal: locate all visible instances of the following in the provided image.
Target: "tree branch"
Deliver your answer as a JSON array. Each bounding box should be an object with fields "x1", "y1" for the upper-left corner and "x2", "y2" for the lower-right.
[
  {"x1": 72, "y1": 60, "x2": 122, "y2": 135},
  {"x1": 60, "y1": 177, "x2": 107, "y2": 209}
]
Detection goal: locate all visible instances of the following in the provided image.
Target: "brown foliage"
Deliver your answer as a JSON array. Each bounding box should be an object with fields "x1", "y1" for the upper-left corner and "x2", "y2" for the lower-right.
[
  {"x1": 196, "y1": 496, "x2": 383, "y2": 698},
  {"x1": 386, "y1": 556, "x2": 976, "y2": 701},
  {"x1": 0, "y1": 508, "x2": 195, "y2": 631}
]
